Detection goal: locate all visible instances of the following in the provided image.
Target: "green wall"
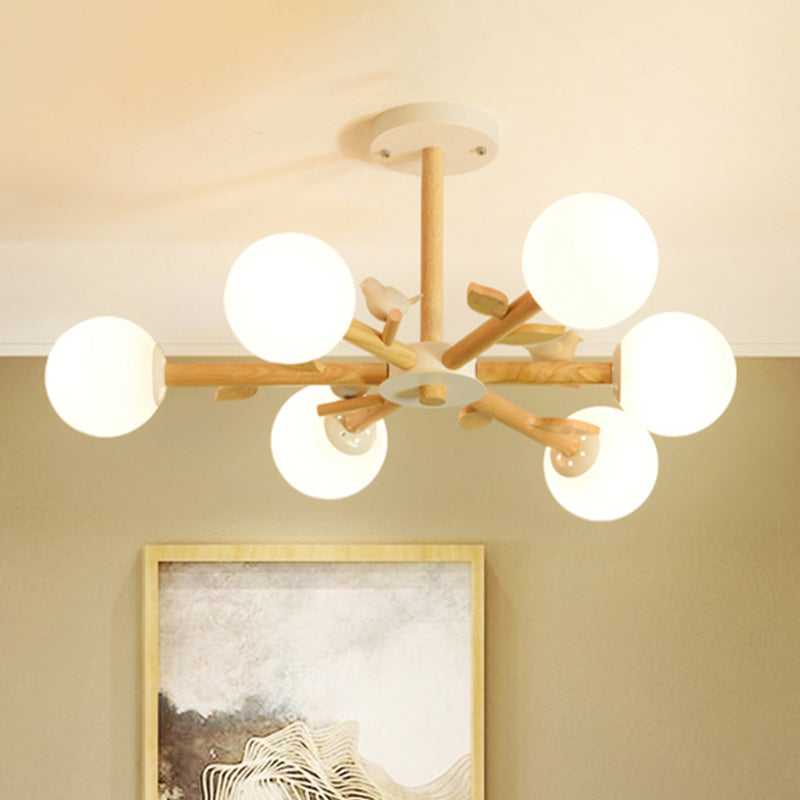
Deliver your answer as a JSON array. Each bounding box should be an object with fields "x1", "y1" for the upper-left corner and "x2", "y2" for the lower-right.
[{"x1": 2, "y1": 357, "x2": 799, "y2": 799}]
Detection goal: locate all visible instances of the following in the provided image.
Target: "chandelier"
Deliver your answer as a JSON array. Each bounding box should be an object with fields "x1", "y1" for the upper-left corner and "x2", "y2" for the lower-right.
[{"x1": 44, "y1": 103, "x2": 736, "y2": 520}]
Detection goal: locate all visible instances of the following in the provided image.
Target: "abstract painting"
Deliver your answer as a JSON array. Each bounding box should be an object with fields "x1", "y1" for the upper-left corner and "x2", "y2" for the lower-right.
[{"x1": 143, "y1": 545, "x2": 484, "y2": 800}]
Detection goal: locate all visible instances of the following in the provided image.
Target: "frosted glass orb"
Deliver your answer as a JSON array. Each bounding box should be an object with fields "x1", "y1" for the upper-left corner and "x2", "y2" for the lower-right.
[
  {"x1": 614, "y1": 312, "x2": 736, "y2": 436},
  {"x1": 271, "y1": 386, "x2": 388, "y2": 499},
  {"x1": 522, "y1": 193, "x2": 658, "y2": 329},
  {"x1": 225, "y1": 233, "x2": 355, "y2": 364},
  {"x1": 543, "y1": 406, "x2": 658, "y2": 521},
  {"x1": 45, "y1": 316, "x2": 166, "y2": 437}
]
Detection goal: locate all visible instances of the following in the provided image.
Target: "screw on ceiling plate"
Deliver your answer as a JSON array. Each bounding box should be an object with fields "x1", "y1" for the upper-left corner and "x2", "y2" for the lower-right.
[
  {"x1": 474, "y1": 146, "x2": 487, "y2": 156},
  {"x1": 378, "y1": 149, "x2": 392, "y2": 159}
]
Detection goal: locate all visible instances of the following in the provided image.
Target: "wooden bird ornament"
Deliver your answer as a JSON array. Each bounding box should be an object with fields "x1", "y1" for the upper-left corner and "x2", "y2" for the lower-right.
[
  {"x1": 524, "y1": 329, "x2": 583, "y2": 361},
  {"x1": 360, "y1": 277, "x2": 421, "y2": 321}
]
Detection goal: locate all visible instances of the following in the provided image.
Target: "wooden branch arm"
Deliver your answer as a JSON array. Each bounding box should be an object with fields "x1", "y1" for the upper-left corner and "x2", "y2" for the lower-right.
[
  {"x1": 471, "y1": 391, "x2": 581, "y2": 456},
  {"x1": 476, "y1": 360, "x2": 613, "y2": 385},
  {"x1": 165, "y1": 361, "x2": 388, "y2": 387},
  {"x1": 343, "y1": 319, "x2": 417, "y2": 369},
  {"x1": 499, "y1": 323, "x2": 565, "y2": 345},
  {"x1": 534, "y1": 417, "x2": 600, "y2": 436},
  {"x1": 343, "y1": 400, "x2": 401, "y2": 434},
  {"x1": 441, "y1": 292, "x2": 542, "y2": 371},
  {"x1": 284, "y1": 360, "x2": 323, "y2": 373},
  {"x1": 458, "y1": 405, "x2": 493, "y2": 431},
  {"x1": 215, "y1": 385, "x2": 258, "y2": 401},
  {"x1": 316, "y1": 394, "x2": 385, "y2": 417}
]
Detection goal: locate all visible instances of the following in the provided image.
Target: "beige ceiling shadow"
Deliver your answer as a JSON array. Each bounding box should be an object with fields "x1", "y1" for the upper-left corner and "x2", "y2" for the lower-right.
[
  {"x1": 115, "y1": 152, "x2": 349, "y2": 215},
  {"x1": 337, "y1": 114, "x2": 379, "y2": 165}
]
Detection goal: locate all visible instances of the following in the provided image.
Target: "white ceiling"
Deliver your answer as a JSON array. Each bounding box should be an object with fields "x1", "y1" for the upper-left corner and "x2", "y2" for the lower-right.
[{"x1": 2, "y1": 0, "x2": 798, "y2": 357}]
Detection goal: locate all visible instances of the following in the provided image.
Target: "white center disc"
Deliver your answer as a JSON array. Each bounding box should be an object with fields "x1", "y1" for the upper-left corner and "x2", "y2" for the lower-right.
[{"x1": 380, "y1": 342, "x2": 486, "y2": 408}]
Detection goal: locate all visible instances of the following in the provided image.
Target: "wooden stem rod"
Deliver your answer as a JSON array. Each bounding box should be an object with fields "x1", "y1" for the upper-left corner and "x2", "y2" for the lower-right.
[
  {"x1": 165, "y1": 362, "x2": 388, "y2": 387},
  {"x1": 471, "y1": 391, "x2": 581, "y2": 456},
  {"x1": 476, "y1": 360, "x2": 613, "y2": 385},
  {"x1": 441, "y1": 292, "x2": 542, "y2": 371},
  {"x1": 420, "y1": 146, "x2": 444, "y2": 342}
]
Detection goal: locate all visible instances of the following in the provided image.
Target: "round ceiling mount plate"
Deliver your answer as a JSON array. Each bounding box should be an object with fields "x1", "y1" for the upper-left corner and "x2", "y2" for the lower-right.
[{"x1": 369, "y1": 102, "x2": 499, "y2": 175}]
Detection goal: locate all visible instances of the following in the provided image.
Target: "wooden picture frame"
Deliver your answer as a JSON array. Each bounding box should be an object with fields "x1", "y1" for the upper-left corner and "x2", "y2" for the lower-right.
[{"x1": 143, "y1": 544, "x2": 484, "y2": 800}]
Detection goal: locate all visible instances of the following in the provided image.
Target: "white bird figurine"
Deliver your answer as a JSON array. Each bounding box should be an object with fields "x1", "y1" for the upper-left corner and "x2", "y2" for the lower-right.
[
  {"x1": 360, "y1": 277, "x2": 421, "y2": 321},
  {"x1": 524, "y1": 329, "x2": 583, "y2": 361}
]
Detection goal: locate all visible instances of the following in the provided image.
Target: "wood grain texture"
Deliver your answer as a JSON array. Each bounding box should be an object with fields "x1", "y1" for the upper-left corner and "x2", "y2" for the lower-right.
[
  {"x1": 285, "y1": 360, "x2": 324, "y2": 373},
  {"x1": 476, "y1": 360, "x2": 613, "y2": 385},
  {"x1": 534, "y1": 417, "x2": 600, "y2": 436},
  {"x1": 442, "y1": 292, "x2": 542, "y2": 370},
  {"x1": 214, "y1": 385, "x2": 259, "y2": 401},
  {"x1": 381, "y1": 308, "x2": 403, "y2": 347},
  {"x1": 165, "y1": 361, "x2": 388, "y2": 387},
  {"x1": 343, "y1": 320, "x2": 417, "y2": 369},
  {"x1": 316, "y1": 394, "x2": 385, "y2": 417},
  {"x1": 467, "y1": 282, "x2": 509, "y2": 318},
  {"x1": 142, "y1": 547, "x2": 162, "y2": 800},
  {"x1": 420, "y1": 146, "x2": 444, "y2": 342},
  {"x1": 343, "y1": 399, "x2": 401, "y2": 433},
  {"x1": 498, "y1": 323, "x2": 566, "y2": 345},
  {"x1": 419, "y1": 383, "x2": 447, "y2": 406},
  {"x1": 143, "y1": 543, "x2": 483, "y2": 563},
  {"x1": 458, "y1": 405, "x2": 493, "y2": 431},
  {"x1": 472, "y1": 390, "x2": 582, "y2": 456},
  {"x1": 470, "y1": 547, "x2": 485, "y2": 800}
]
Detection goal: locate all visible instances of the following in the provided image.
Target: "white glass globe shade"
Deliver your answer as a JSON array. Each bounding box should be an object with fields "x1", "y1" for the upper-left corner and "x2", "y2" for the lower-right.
[
  {"x1": 614, "y1": 312, "x2": 736, "y2": 437},
  {"x1": 522, "y1": 193, "x2": 658, "y2": 329},
  {"x1": 543, "y1": 406, "x2": 658, "y2": 521},
  {"x1": 45, "y1": 316, "x2": 166, "y2": 437},
  {"x1": 271, "y1": 386, "x2": 388, "y2": 499},
  {"x1": 225, "y1": 232, "x2": 355, "y2": 364}
]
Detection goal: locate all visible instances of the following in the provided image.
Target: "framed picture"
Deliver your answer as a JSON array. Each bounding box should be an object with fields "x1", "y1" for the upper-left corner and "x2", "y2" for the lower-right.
[{"x1": 143, "y1": 544, "x2": 484, "y2": 800}]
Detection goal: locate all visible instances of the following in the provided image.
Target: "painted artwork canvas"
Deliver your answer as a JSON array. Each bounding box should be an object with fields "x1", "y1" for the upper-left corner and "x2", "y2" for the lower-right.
[{"x1": 143, "y1": 545, "x2": 484, "y2": 800}]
